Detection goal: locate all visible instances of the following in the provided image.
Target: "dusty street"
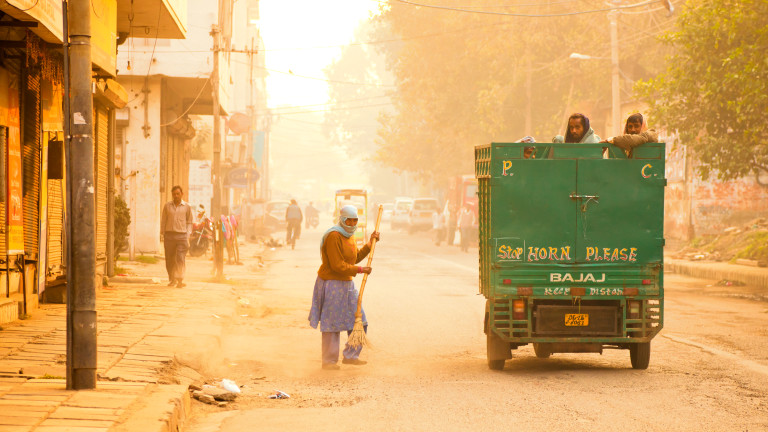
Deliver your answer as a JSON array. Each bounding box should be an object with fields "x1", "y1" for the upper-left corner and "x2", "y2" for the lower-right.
[{"x1": 183, "y1": 227, "x2": 768, "y2": 432}]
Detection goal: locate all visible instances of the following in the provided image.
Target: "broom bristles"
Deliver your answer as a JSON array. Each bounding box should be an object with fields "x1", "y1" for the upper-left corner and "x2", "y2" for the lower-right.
[{"x1": 346, "y1": 318, "x2": 367, "y2": 348}]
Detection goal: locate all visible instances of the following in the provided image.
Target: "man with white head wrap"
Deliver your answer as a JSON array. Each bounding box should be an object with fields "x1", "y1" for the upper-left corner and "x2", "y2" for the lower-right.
[{"x1": 309, "y1": 205, "x2": 381, "y2": 370}]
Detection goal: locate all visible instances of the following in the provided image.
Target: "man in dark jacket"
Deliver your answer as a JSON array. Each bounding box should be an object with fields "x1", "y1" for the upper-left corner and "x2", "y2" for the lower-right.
[
  {"x1": 602, "y1": 113, "x2": 659, "y2": 154},
  {"x1": 285, "y1": 199, "x2": 303, "y2": 249}
]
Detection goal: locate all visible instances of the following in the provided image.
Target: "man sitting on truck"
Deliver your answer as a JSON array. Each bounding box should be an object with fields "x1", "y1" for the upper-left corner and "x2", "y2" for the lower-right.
[
  {"x1": 601, "y1": 113, "x2": 659, "y2": 154},
  {"x1": 552, "y1": 113, "x2": 601, "y2": 144}
]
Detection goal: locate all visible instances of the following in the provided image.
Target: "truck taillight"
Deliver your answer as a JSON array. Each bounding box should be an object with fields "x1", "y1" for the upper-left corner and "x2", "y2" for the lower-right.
[
  {"x1": 624, "y1": 287, "x2": 639, "y2": 296},
  {"x1": 642, "y1": 279, "x2": 652, "y2": 285},
  {"x1": 628, "y1": 300, "x2": 641, "y2": 319},
  {"x1": 513, "y1": 299, "x2": 525, "y2": 320}
]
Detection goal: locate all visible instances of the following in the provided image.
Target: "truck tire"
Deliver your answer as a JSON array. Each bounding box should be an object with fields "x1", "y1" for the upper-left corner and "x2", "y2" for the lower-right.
[
  {"x1": 630, "y1": 342, "x2": 651, "y2": 370},
  {"x1": 533, "y1": 343, "x2": 551, "y2": 359},
  {"x1": 486, "y1": 331, "x2": 509, "y2": 371}
]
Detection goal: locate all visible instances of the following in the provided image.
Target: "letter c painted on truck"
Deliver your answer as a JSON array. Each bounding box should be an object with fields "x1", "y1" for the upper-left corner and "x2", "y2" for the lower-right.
[{"x1": 641, "y1": 163, "x2": 653, "y2": 178}]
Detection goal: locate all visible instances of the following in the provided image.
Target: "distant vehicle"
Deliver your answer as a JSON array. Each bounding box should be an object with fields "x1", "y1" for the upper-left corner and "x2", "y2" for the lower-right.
[
  {"x1": 264, "y1": 200, "x2": 290, "y2": 231},
  {"x1": 445, "y1": 175, "x2": 478, "y2": 245},
  {"x1": 408, "y1": 198, "x2": 439, "y2": 233},
  {"x1": 391, "y1": 198, "x2": 413, "y2": 230},
  {"x1": 381, "y1": 203, "x2": 394, "y2": 223}
]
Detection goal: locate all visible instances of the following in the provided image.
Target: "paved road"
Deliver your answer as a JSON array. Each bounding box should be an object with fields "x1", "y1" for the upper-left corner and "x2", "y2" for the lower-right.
[{"x1": 184, "y1": 227, "x2": 768, "y2": 432}]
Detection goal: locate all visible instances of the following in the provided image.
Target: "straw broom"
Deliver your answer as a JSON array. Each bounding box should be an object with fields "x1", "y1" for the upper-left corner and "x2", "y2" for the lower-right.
[{"x1": 347, "y1": 205, "x2": 383, "y2": 348}]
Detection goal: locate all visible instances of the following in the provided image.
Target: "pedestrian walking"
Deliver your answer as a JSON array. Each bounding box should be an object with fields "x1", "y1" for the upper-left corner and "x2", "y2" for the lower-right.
[
  {"x1": 308, "y1": 205, "x2": 380, "y2": 370},
  {"x1": 459, "y1": 204, "x2": 475, "y2": 253},
  {"x1": 285, "y1": 199, "x2": 303, "y2": 249},
  {"x1": 160, "y1": 185, "x2": 193, "y2": 287},
  {"x1": 432, "y1": 209, "x2": 445, "y2": 246}
]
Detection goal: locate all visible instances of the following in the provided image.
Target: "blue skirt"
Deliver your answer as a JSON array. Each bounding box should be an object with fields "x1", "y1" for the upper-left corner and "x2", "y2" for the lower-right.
[{"x1": 308, "y1": 277, "x2": 367, "y2": 332}]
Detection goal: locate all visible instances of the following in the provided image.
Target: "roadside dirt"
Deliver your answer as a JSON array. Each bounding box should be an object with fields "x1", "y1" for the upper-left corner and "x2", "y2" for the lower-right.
[{"x1": 179, "y1": 229, "x2": 768, "y2": 432}]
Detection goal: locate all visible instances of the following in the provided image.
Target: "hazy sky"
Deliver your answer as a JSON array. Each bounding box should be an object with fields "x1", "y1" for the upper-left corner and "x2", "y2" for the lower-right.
[
  {"x1": 257, "y1": 1, "x2": 383, "y2": 200},
  {"x1": 259, "y1": 0, "x2": 382, "y2": 108}
]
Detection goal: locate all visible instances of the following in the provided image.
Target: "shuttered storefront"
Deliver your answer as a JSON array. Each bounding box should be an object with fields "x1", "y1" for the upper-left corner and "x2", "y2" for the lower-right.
[
  {"x1": 0, "y1": 126, "x2": 6, "y2": 257},
  {"x1": 47, "y1": 176, "x2": 63, "y2": 273},
  {"x1": 22, "y1": 73, "x2": 41, "y2": 258},
  {"x1": 94, "y1": 104, "x2": 109, "y2": 262}
]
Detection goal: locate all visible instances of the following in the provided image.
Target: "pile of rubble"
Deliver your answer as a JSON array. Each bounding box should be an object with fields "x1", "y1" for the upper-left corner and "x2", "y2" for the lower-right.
[{"x1": 671, "y1": 218, "x2": 768, "y2": 266}]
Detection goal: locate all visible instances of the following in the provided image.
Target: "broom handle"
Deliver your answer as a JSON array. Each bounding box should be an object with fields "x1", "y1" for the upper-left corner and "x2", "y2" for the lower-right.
[{"x1": 355, "y1": 205, "x2": 383, "y2": 319}]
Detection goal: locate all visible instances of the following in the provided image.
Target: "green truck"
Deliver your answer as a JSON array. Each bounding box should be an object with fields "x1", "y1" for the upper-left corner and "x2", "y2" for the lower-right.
[{"x1": 475, "y1": 142, "x2": 665, "y2": 370}]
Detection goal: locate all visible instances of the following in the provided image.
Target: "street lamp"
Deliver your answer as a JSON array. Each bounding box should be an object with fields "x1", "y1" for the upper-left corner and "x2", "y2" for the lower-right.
[{"x1": 569, "y1": 10, "x2": 621, "y2": 138}]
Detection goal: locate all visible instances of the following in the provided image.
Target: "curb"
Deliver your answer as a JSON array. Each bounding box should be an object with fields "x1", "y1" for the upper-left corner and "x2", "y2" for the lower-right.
[
  {"x1": 111, "y1": 384, "x2": 191, "y2": 432},
  {"x1": 108, "y1": 276, "x2": 162, "y2": 284},
  {"x1": 665, "y1": 258, "x2": 768, "y2": 290}
]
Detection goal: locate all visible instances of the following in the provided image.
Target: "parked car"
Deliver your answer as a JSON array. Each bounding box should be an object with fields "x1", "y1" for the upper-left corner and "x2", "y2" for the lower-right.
[
  {"x1": 264, "y1": 200, "x2": 290, "y2": 231},
  {"x1": 391, "y1": 198, "x2": 413, "y2": 230},
  {"x1": 381, "y1": 203, "x2": 394, "y2": 223},
  {"x1": 408, "y1": 198, "x2": 439, "y2": 233}
]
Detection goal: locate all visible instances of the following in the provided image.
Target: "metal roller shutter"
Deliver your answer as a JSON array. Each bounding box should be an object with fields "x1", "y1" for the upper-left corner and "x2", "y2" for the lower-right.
[
  {"x1": 47, "y1": 178, "x2": 63, "y2": 273},
  {"x1": 0, "y1": 126, "x2": 6, "y2": 257},
  {"x1": 94, "y1": 105, "x2": 109, "y2": 260},
  {"x1": 23, "y1": 74, "x2": 41, "y2": 257}
]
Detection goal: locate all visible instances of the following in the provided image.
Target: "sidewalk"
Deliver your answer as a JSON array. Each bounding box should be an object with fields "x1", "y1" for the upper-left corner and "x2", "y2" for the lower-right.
[
  {"x1": 665, "y1": 258, "x2": 768, "y2": 291},
  {"x1": 0, "y1": 239, "x2": 266, "y2": 432}
]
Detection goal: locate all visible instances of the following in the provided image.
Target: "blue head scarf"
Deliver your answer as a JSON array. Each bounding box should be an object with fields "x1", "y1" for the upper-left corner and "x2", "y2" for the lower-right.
[{"x1": 320, "y1": 205, "x2": 359, "y2": 250}]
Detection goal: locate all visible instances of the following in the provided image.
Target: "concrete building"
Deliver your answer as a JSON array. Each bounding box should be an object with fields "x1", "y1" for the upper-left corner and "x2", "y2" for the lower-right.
[
  {"x1": 0, "y1": 0, "x2": 187, "y2": 324},
  {"x1": 116, "y1": 0, "x2": 265, "y2": 254},
  {"x1": 116, "y1": 0, "x2": 234, "y2": 254}
]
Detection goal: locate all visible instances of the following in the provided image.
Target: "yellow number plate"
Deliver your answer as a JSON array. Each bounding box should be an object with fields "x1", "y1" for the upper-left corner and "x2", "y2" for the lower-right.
[{"x1": 564, "y1": 313, "x2": 589, "y2": 326}]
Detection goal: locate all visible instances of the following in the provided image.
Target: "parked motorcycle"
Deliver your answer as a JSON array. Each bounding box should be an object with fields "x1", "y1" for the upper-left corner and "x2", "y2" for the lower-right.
[{"x1": 189, "y1": 216, "x2": 214, "y2": 257}]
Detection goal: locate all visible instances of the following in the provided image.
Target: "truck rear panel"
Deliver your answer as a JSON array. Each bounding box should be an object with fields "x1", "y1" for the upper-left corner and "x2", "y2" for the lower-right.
[{"x1": 476, "y1": 143, "x2": 665, "y2": 347}]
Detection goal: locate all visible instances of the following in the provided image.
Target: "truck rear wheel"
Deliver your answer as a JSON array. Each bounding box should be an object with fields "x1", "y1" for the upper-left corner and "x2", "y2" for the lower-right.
[
  {"x1": 630, "y1": 342, "x2": 651, "y2": 370},
  {"x1": 533, "y1": 343, "x2": 551, "y2": 359},
  {"x1": 486, "y1": 331, "x2": 509, "y2": 370}
]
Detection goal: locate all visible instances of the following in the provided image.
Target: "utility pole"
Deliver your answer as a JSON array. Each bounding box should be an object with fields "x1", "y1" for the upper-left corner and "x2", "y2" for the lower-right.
[
  {"x1": 609, "y1": 5, "x2": 621, "y2": 136},
  {"x1": 247, "y1": 37, "x2": 255, "y2": 201},
  {"x1": 65, "y1": 0, "x2": 97, "y2": 390},
  {"x1": 211, "y1": 24, "x2": 224, "y2": 280}
]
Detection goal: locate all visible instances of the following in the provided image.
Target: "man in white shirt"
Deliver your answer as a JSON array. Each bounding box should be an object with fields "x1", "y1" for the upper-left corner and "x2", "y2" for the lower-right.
[{"x1": 160, "y1": 186, "x2": 193, "y2": 287}]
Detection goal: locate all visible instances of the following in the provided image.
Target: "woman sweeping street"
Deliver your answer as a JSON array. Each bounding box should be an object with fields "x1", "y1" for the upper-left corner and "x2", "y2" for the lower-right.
[{"x1": 308, "y1": 205, "x2": 380, "y2": 370}]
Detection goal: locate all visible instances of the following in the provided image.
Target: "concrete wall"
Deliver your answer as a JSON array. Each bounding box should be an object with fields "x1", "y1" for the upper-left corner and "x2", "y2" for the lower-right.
[
  {"x1": 118, "y1": 76, "x2": 164, "y2": 253},
  {"x1": 665, "y1": 143, "x2": 768, "y2": 241}
]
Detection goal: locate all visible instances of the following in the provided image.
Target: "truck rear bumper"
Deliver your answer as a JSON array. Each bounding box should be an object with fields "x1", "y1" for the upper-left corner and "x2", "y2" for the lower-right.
[{"x1": 486, "y1": 296, "x2": 663, "y2": 343}]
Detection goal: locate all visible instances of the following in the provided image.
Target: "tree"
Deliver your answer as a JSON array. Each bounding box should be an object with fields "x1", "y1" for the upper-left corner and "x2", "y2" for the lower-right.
[
  {"x1": 370, "y1": 1, "x2": 672, "y2": 184},
  {"x1": 636, "y1": 0, "x2": 768, "y2": 180}
]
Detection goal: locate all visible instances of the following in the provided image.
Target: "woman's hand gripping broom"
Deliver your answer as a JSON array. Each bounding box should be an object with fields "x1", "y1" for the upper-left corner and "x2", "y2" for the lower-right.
[{"x1": 347, "y1": 205, "x2": 383, "y2": 348}]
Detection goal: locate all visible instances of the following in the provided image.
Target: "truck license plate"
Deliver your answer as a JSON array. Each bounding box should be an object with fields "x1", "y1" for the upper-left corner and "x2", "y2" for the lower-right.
[{"x1": 564, "y1": 313, "x2": 589, "y2": 326}]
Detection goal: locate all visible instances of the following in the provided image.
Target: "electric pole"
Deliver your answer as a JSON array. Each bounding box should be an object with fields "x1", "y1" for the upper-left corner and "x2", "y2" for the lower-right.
[
  {"x1": 248, "y1": 37, "x2": 255, "y2": 201},
  {"x1": 65, "y1": 0, "x2": 97, "y2": 390},
  {"x1": 211, "y1": 24, "x2": 224, "y2": 280},
  {"x1": 609, "y1": 4, "x2": 621, "y2": 136}
]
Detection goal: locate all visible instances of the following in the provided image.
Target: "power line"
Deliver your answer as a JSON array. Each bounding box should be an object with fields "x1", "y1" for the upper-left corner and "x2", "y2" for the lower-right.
[
  {"x1": 259, "y1": 102, "x2": 394, "y2": 117},
  {"x1": 268, "y1": 94, "x2": 392, "y2": 111},
  {"x1": 391, "y1": 0, "x2": 659, "y2": 17},
  {"x1": 230, "y1": 58, "x2": 397, "y2": 88}
]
